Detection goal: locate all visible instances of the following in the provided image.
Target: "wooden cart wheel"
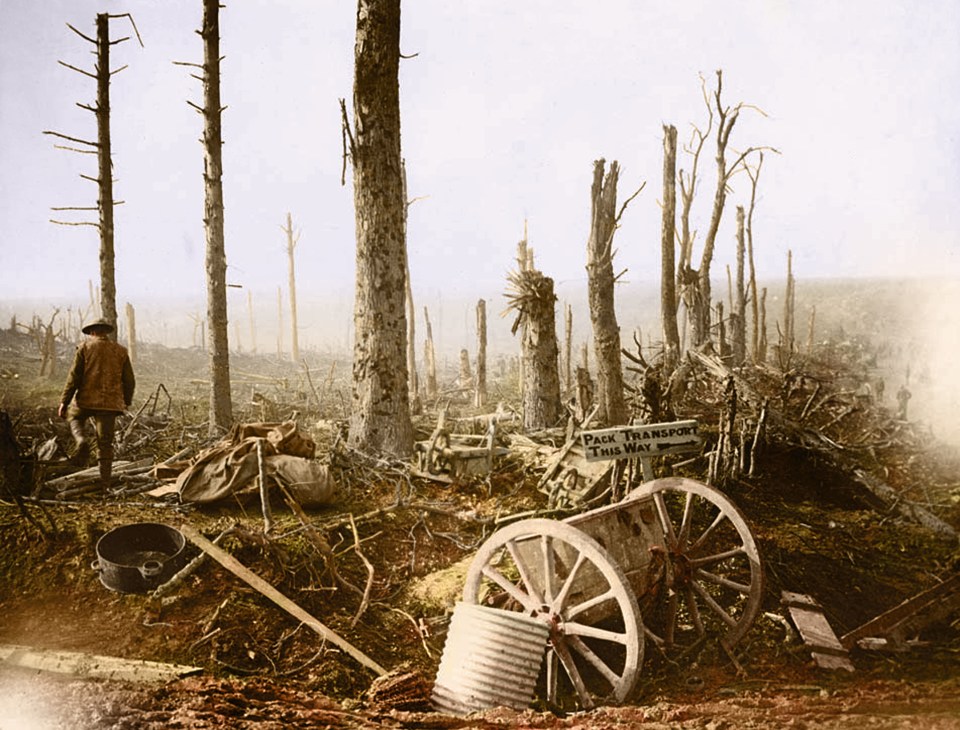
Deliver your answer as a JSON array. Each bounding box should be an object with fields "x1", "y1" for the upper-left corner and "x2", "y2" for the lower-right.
[
  {"x1": 625, "y1": 477, "x2": 764, "y2": 657},
  {"x1": 462, "y1": 518, "x2": 644, "y2": 711}
]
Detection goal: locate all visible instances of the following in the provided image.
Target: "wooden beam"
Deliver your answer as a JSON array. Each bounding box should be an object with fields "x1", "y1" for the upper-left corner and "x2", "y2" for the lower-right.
[
  {"x1": 179, "y1": 523, "x2": 387, "y2": 676},
  {"x1": 0, "y1": 644, "x2": 201, "y2": 682}
]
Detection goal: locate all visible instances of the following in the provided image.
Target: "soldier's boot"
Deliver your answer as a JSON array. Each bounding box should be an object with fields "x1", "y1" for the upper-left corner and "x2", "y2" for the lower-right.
[{"x1": 99, "y1": 459, "x2": 113, "y2": 489}]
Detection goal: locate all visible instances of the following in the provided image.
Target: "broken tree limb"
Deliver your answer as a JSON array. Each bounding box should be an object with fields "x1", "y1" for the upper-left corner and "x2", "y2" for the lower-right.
[
  {"x1": 851, "y1": 469, "x2": 955, "y2": 539},
  {"x1": 179, "y1": 522, "x2": 387, "y2": 676}
]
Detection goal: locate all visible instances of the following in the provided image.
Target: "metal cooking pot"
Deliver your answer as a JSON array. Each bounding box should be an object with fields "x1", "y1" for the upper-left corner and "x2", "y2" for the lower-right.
[{"x1": 92, "y1": 523, "x2": 188, "y2": 594}]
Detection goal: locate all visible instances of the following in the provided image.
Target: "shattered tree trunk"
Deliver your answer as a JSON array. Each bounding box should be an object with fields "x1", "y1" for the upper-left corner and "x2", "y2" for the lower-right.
[
  {"x1": 782, "y1": 249, "x2": 796, "y2": 357},
  {"x1": 516, "y1": 270, "x2": 562, "y2": 430},
  {"x1": 125, "y1": 302, "x2": 137, "y2": 365},
  {"x1": 346, "y1": 0, "x2": 413, "y2": 457},
  {"x1": 474, "y1": 298, "x2": 487, "y2": 408},
  {"x1": 201, "y1": 0, "x2": 232, "y2": 433},
  {"x1": 732, "y1": 206, "x2": 746, "y2": 366},
  {"x1": 660, "y1": 125, "x2": 681, "y2": 373},
  {"x1": 402, "y1": 165, "x2": 420, "y2": 413},
  {"x1": 95, "y1": 14, "x2": 118, "y2": 338},
  {"x1": 283, "y1": 212, "x2": 300, "y2": 363},
  {"x1": 423, "y1": 307, "x2": 437, "y2": 399},
  {"x1": 585, "y1": 159, "x2": 628, "y2": 426},
  {"x1": 747, "y1": 153, "x2": 764, "y2": 363},
  {"x1": 563, "y1": 302, "x2": 573, "y2": 395}
]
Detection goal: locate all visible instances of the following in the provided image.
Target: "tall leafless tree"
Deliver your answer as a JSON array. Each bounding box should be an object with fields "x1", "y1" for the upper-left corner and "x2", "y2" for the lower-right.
[
  {"x1": 282, "y1": 212, "x2": 301, "y2": 363},
  {"x1": 660, "y1": 125, "x2": 681, "y2": 373},
  {"x1": 678, "y1": 71, "x2": 774, "y2": 349},
  {"x1": 746, "y1": 153, "x2": 765, "y2": 362},
  {"x1": 341, "y1": 0, "x2": 413, "y2": 456},
  {"x1": 585, "y1": 159, "x2": 642, "y2": 426},
  {"x1": 45, "y1": 13, "x2": 142, "y2": 338},
  {"x1": 732, "y1": 206, "x2": 747, "y2": 365},
  {"x1": 198, "y1": 0, "x2": 231, "y2": 433}
]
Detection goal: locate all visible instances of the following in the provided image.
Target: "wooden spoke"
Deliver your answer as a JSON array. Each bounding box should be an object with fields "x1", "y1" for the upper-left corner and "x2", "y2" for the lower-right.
[
  {"x1": 626, "y1": 478, "x2": 764, "y2": 656},
  {"x1": 463, "y1": 518, "x2": 644, "y2": 711}
]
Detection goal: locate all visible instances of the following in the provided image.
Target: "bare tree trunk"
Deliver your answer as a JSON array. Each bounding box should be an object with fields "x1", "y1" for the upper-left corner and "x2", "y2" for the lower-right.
[
  {"x1": 783, "y1": 249, "x2": 795, "y2": 355},
  {"x1": 585, "y1": 159, "x2": 628, "y2": 426},
  {"x1": 345, "y1": 0, "x2": 412, "y2": 457},
  {"x1": 95, "y1": 14, "x2": 117, "y2": 338},
  {"x1": 758, "y1": 286, "x2": 768, "y2": 363},
  {"x1": 402, "y1": 164, "x2": 420, "y2": 413},
  {"x1": 125, "y1": 302, "x2": 137, "y2": 365},
  {"x1": 660, "y1": 125, "x2": 681, "y2": 373},
  {"x1": 563, "y1": 302, "x2": 573, "y2": 396},
  {"x1": 746, "y1": 153, "x2": 764, "y2": 362},
  {"x1": 474, "y1": 298, "x2": 487, "y2": 408},
  {"x1": 507, "y1": 268, "x2": 561, "y2": 430},
  {"x1": 807, "y1": 305, "x2": 816, "y2": 353},
  {"x1": 283, "y1": 213, "x2": 300, "y2": 364},
  {"x1": 201, "y1": 0, "x2": 232, "y2": 434},
  {"x1": 732, "y1": 206, "x2": 746, "y2": 366},
  {"x1": 458, "y1": 349, "x2": 472, "y2": 388},
  {"x1": 423, "y1": 306, "x2": 437, "y2": 400}
]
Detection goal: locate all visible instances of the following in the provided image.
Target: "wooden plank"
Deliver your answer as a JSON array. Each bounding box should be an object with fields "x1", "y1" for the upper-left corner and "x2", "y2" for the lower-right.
[
  {"x1": 781, "y1": 591, "x2": 854, "y2": 672},
  {"x1": 179, "y1": 523, "x2": 387, "y2": 676},
  {"x1": 0, "y1": 644, "x2": 201, "y2": 682},
  {"x1": 841, "y1": 573, "x2": 960, "y2": 650}
]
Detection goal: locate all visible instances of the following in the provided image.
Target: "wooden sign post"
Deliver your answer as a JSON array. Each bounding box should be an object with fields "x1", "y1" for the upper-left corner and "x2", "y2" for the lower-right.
[{"x1": 581, "y1": 419, "x2": 701, "y2": 481}]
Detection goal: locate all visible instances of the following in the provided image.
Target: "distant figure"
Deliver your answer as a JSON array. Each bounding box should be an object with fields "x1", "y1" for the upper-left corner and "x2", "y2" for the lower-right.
[
  {"x1": 896, "y1": 384, "x2": 912, "y2": 421},
  {"x1": 58, "y1": 319, "x2": 136, "y2": 487}
]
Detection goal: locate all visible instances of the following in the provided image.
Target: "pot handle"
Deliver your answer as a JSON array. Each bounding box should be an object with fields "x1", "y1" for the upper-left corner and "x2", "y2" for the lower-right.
[
  {"x1": 91, "y1": 559, "x2": 101, "y2": 572},
  {"x1": 139, "y1": 560, "x2": 163, "y2": 579}
]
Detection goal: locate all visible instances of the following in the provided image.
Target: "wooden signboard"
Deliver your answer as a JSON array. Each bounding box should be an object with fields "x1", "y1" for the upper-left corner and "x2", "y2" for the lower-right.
[{"x1": 581, "y1": 420, "x2": 701, "y2": 463}]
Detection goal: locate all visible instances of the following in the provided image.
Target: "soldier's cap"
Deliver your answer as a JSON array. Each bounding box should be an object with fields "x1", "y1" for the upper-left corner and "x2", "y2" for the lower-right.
[{"x1": 81, "y1": 318, "x2": 115, "y2": 335}]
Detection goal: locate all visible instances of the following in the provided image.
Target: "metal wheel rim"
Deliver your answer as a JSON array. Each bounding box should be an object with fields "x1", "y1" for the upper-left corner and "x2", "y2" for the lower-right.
[
  {"x1": 625, "y1": 477, "x2": 764, "y2": 654},
  {"x1": 463, "y1": 518, "x2": 644, "y2": 710}
]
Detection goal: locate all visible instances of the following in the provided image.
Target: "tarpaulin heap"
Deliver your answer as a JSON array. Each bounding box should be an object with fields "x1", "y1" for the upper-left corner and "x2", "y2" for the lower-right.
[{"x1": 164, "y1": 421, "x2": 336, "y2": 506}]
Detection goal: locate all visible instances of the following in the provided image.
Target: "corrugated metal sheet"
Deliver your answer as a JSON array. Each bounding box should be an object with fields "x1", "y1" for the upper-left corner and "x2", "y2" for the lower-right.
[{"x1": 432, "y1": 602, "x2": 549, "y2": 715}]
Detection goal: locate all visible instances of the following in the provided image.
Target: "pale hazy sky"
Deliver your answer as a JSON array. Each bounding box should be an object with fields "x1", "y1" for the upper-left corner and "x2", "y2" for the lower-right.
[{"x1": 1, "y1": 0, "x2": 959, "y2": 312}]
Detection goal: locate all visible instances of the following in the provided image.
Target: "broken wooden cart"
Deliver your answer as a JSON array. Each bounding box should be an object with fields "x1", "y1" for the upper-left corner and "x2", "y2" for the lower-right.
[{"x1": 460, "y1": 476, "x2": 764, "y2": 710}]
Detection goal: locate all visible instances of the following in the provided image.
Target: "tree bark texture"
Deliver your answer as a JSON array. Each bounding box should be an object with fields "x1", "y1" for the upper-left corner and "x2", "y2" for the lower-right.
[
  {"x1": 347, "y1": 0, "x2": 413, "y2": 457},
  {"x1": 660, "y1": 125, "x2": 681, "y2": 373},
  {"x1": 585, "y1": 159, "x2": 628, "y2": 426},
  {"x1": 733, "y1": 206, "x2": 746, "y2": 365},
  {"x1": 96, "y1": 14, "x2": 117, "y2": 337},
  {"x1": 201, "y1": 0, "x2": 232, "y2": 433},
  {"x1": 515, "y1": 270, "x2": 562, "y2": 430}
]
